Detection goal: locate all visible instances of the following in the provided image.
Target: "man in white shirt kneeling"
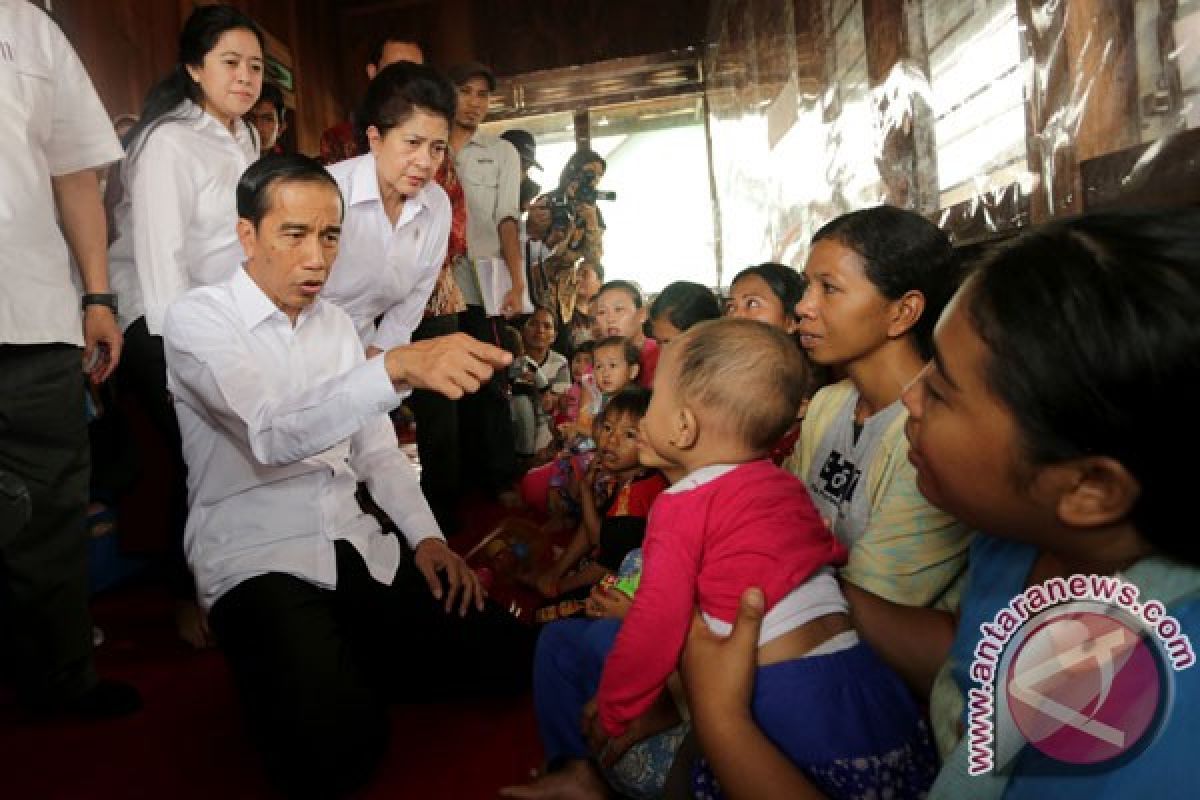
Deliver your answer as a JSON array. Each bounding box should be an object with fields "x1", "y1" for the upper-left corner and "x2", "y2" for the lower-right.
[{"x1": 162, "y1": 154, "x2": 534, "y2": 797}]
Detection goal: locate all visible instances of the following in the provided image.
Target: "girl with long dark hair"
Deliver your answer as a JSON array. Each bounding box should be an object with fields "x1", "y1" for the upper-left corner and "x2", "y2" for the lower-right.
[{"x1": 107, "y1": 4, "x2": 264, "y2": 647}]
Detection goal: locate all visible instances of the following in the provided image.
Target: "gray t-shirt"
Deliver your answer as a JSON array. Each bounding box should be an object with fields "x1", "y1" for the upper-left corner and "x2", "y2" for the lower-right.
[{"x1": 804, "y1": 389, "x2": 906, "y2": 549}]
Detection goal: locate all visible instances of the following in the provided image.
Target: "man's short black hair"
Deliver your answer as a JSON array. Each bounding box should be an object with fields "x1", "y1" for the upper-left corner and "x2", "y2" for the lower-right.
[
  {"x1": 236, "y1": 154, "x2": 343, "y2": 228},
  {"x1": 258, "y1": 82, "x2": 286, "y2": 117},
  {"x1": 367, "y1": 33, "x2": 423, "y2": 68}
]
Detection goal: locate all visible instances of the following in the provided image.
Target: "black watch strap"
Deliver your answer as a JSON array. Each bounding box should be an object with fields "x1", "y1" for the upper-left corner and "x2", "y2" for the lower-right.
[{"x1": 81, "y1": 293, "x2": 118, "y2": 314}]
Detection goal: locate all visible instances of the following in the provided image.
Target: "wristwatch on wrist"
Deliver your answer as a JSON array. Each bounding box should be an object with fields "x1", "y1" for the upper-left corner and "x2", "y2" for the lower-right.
[{"x1": 81, "y1": 293, "x2": 118, "y2": 314}]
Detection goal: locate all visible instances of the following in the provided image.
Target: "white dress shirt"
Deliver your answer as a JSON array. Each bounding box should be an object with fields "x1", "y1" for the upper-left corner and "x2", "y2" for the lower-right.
[
  {"x1": 322, "y1": 153, "x2": 451, "y2": 351},
  {"x1": 108, "y1": 99, "x2": 259, "y2": 335},
  {"x1": 0, "y1": 0, "x2": 123, "y2": 346},
  {"x1": 452, "y1": 131, "x2": 521, "y2": 307},
  {"x1": 163, "y1": 267, "x2": 444, "y2": 610}
]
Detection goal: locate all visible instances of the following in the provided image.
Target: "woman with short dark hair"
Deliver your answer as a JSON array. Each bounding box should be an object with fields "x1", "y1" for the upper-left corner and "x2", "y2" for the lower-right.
[
  {"x1": 320, "y1": 61, "x2": 462, "y2": 531},
  {"x1": 320, "y1": 60, "x2": 458, "y2": 354},
  {"x1": 787, "y1": 205, "x2": 971, "y2": 608}
]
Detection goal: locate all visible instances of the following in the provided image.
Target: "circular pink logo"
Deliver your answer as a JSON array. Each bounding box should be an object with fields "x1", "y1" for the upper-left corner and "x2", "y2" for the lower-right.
[{"x1": 1005, "y1": 611, "x2": 1162, "y2": 765}]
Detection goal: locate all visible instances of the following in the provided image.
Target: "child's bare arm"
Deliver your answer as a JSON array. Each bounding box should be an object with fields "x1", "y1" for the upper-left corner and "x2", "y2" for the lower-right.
[
  {"x1": 578, "y1": 466, "x2": 606, "y2": 544},
  {"x1": 842, "y1": 580, "x2": 956, "y2": 699},
  {"x1": 586, "y1": 585, "x2": 633, "y2": 619},
  {"x1": 557, "y1": 562, "x2": 609, "y2": 595},
  {"x1": 542, "y1": 523, "x2": 594, "y2": 583}
]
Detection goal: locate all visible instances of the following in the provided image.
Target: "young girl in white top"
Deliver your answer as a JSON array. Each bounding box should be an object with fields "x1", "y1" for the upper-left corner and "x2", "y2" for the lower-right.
[
  {"x1": 109, "y1": 5, "x2": 263, "y2": 337},
  {"x1": 106, "y1": 4, "x2": 264, "y2": 648}
]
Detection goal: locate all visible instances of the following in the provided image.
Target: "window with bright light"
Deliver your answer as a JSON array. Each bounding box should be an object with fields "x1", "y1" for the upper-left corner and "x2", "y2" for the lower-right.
[
  {"x1": 922, "y1": 0, "x2": 1028, "y2": 207},
  {"x1": 487, "y1": 98, "x2": 718, "y2": 294},
  {"x1": 589, "y1": 96, "x2": 717, "y2": 293}
]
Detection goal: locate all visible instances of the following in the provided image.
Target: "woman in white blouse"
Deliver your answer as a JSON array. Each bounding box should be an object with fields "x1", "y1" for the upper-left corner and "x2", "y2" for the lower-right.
[
  {"x1": 106, "y1": 4, "x2": 264, "y2": 648},
  {"x1": 322, "y1": 61, "x2": 456, "y2": 355}
]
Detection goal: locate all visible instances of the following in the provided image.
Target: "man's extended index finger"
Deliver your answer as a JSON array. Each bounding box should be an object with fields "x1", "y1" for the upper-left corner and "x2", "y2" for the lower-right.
[{"x1": 463, "y1": 337, "x2": 514, "y2": 367}]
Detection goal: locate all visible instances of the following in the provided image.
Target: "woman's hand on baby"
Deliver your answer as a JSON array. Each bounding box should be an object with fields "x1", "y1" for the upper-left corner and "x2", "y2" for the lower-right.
[
  {"x1": 585, "y1": 585, "x2": 632, "y2": 619},
  {"x1": 681, "y1": 587, "x2": 764, "y2": 726}
]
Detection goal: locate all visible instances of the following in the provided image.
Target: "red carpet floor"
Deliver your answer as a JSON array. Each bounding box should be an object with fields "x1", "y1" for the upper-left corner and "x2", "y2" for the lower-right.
[{"x1": 0, "y1": 496, "x2": 552, "y2": 799}]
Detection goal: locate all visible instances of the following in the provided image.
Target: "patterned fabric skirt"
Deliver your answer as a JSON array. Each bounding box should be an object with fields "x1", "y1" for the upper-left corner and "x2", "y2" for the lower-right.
[{"x1": 692, "y1": 641, "x2": 938, "y2": 800}]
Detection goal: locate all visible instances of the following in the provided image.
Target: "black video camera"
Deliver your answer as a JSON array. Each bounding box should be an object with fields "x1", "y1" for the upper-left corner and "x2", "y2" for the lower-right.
[
  {"x1": 548, "y1": 194, "x2": 574, "y2": 230},
  {"x1": 575, "y1": 170, "x2": 616, "y2": 205}
]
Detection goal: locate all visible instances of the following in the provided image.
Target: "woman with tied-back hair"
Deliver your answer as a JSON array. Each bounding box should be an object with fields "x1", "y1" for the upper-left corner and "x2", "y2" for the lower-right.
[
  {"x1": 320, "y1": 61, "x2": 456, "y2": 357},
  {"x1": 106, "y1": 4, "x2": 264, "y2": 648},
  {"x1": 786, "y1": 206, "x2": 971, "y2": 609},
  {"x1": 319, "y1": 60, "x2": 462, "y2": 531}
]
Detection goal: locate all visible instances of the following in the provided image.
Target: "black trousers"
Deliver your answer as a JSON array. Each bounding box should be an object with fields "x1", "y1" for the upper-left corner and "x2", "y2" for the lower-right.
[
  {"x1": 406, "y1": 314, "x2": 461, "y2": 532},
  {"x1": 210, "y1": 540, "x2": 535, "y2": 798},
  {"x1": 456, "y1": 305, "x2": 518, "y2": 495},
  {"x1": 117, "y1": 317, "x2": 191, "y2": 595},
  {"x1": 0, "y1": 344, "x2": 96, "y2": 704}
]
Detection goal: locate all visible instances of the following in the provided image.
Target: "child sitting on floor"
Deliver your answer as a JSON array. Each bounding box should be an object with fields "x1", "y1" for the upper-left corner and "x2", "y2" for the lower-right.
[
  {"x1": 647, "y1": 280, "x2": 721, "y2": 346},
  {"x1": 526, "y1": 388, "x2": 667, "y2": 620},
  {"x1": 520, "y1": 336, "x2": 642, "y2": 520},
  {"x1": 594, "y1": 280, "x2": 659, "y2": 387},
  {"x1": 510, "y1": 306, "x2": 570, "y2": 462},
  {"x1": 553, "y1": 341, "x2": 599, "y2": 432}
]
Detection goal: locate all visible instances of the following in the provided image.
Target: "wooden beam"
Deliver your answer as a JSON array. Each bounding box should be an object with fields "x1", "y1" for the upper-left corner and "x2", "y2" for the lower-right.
[
  {"x1": 340, "y1": 0, "x2": 431, "y2": 18},
  {"x1": 862, "y1": 0, "x2": 905, "y2": 86}
]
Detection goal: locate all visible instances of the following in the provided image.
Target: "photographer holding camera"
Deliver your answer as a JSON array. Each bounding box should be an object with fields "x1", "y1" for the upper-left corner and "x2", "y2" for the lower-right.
[
  {"x1": 536, "y1": 149, "x2": 613, "y2": 355},
  {"x1": 549, "y1": 149, "x2": 611, "y2": 267}
]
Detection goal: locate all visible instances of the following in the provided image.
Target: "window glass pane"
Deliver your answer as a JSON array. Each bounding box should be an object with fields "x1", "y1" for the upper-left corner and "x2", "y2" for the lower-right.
[
  {"x1": 588, "y1": 95, "x2": 717, "y2": 293},
  {"x1": 922, "y1": 0, "x2": 1027, "y2": 207}
]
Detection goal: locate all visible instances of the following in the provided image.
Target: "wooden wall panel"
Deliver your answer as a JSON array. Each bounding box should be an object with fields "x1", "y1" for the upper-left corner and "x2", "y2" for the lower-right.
[
  {"x1": 337, "y1": 0, "x2": 706, "y2": 86},
  {"x1": 469, "y1": 0, "x2": 706, "y2": 77},
  {"x1": 862, "y1": 0, "x2": 905, "y2": 86},
  {"x1": 1018, "y1": 0, "x2": 1141, "y2": 219},
  {"x1": 49, "y1": 0, "x2": 347, "y2": 157},
  {"x1": 283, "y1": 0, "x2": 349, "y2": 154},
  {"x1": 336, "y1": 1, "x2": 444, "y2": 118},
  {"x1": 52, "y1": 0, "x2": 182, "y2": 120}
]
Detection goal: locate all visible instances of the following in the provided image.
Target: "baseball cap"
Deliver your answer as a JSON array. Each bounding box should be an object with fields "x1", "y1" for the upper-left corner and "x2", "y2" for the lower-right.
[
  {"x1": 446, "y1": 61, "x2": 497, "y2": 92},
  {"x1": 500, "y1": 129, "x2": 542, "y2": 170}
]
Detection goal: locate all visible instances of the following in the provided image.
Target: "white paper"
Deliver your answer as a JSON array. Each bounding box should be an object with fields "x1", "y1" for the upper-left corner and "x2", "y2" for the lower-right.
[{"x1": 473, "y1": 256, "x2": 535, "y2": 316}]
